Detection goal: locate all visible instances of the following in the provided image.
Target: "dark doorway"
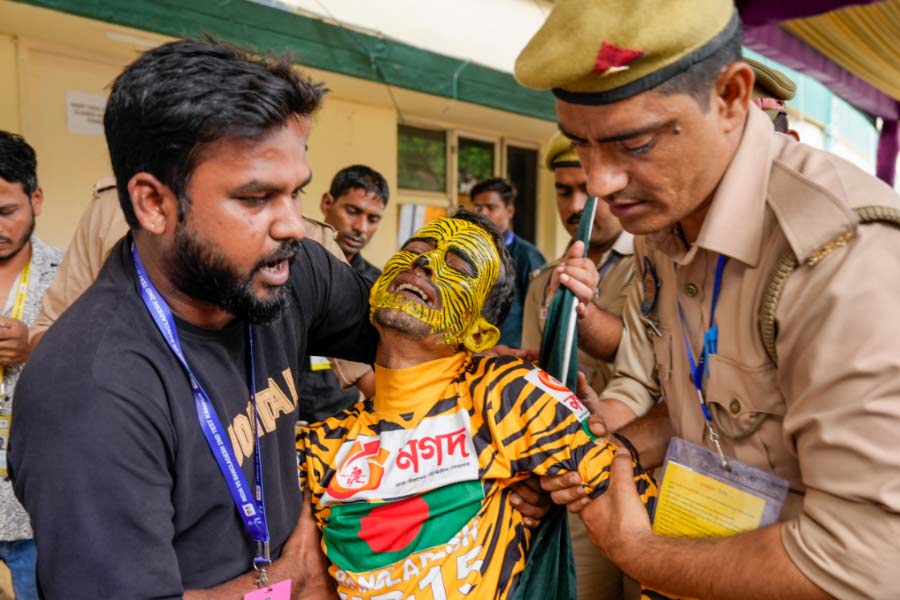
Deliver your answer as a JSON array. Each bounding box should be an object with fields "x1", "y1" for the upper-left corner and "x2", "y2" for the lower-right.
[{"x1": 506, "y1": 145, "x2": 538, "y2": 243}]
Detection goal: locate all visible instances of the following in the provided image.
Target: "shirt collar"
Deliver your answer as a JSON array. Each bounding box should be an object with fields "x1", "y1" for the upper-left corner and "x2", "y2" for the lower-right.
[
  {"x1": 593, "y1": 231, "x2": 634, "y2": 268},
  {"x1": 503, "y1": 229, "x2": 516, "y2": 247},
  {"x1": 646, "y1": 106, "x2": 777, "y2": 267}
]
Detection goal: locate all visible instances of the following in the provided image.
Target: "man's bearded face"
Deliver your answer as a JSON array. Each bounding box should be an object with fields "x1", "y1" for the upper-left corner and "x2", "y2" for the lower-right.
[
  {"x1": 370, "y1": 218, "x2": 500, "y2": 346},
  {"x1": 167, "y1": 218, "x2": 300, "y2": 324}
]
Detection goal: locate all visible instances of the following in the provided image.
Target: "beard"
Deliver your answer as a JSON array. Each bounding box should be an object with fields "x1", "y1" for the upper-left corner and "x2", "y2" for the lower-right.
[
  {"x1": 167, "y1": 223, "x2": 300, "y2": 325},
  {"x1": 0, "y1": 209, "x2": 35, "y2": 262},
  {"x1": 372, "y1": 306, "x2": 432, "y2": 338}
]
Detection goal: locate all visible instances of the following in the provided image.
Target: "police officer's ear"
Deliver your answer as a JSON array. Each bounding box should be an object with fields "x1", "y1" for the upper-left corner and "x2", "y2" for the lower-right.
[
  {"x1": 712, "y1": 61, "x2": 754, "y2": 135},
  {"x1": 128, "y1": 172, "x2": 177, "y2": 235}
]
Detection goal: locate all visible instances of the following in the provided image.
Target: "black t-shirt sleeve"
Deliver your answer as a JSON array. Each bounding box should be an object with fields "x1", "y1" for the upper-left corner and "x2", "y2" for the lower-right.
[
  {"x1": 293, "y1": 240, "x2": 378, "y2": 364},
  {"x1": 10, "y1": 357, "x2": 184, "y2": 599}
]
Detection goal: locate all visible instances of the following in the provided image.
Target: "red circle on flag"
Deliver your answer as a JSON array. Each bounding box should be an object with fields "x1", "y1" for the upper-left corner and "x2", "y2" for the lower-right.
[{"x1": 359, "y1": 495, "x2": 430, "y2": 553}]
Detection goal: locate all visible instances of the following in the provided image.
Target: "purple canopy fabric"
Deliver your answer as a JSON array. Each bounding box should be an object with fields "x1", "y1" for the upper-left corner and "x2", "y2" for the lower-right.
[
  {"x1": 738, "y1": 0, "x2": 899, "y2": 185},
  {"x1": 738, "y1": 0, "x2": 883, "y2": 26}
]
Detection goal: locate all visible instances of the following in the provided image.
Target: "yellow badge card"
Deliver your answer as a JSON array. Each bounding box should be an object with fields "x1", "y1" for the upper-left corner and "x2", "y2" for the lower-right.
[
  {"x1": 653, "y1": 460, "x2": 765, "y2": 537},
  {"x1": 652, "y1": 437, "x2": 788, "y2": 539},
  {"x1": 0, "y1": 412, "x2": 10, "y2": 479}
]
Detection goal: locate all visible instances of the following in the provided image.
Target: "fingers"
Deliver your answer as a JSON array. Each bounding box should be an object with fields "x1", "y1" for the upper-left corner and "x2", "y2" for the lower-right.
[
  {"x1": 565, "y1": 240, "x2": 585, "y2": 260},
  {"x1": 540, "y1": 472, "x2": 589, "y2": 511},
  {"x1": 609, "y1": 447, "x2": 635, "y2": 493},
  {"x1": 588, "y1": 415, "x2": 608, "y2": 438},
  {"x1": 559, "y1": 272, "x2": 596, "y2": 304},
  {"x1": 509, "y1": 477, "x2": 552, "y2": 526},
  {"x1": 519, "y1": 348, "x2": 540, "y2": 363},
  {"x1": 576, "y1": 372, "x2": 602, "y2": 416},
  {"x1": 540, "y1": 471, "x2": 582, "y2": 492}
]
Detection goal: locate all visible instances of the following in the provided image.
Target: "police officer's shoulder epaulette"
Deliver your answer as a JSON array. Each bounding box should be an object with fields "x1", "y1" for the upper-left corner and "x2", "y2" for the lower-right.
[
  {"x1": 92, "y1": 176, "x2": 117, "y2": 201},
  {"x1": 766, "y1": 160, "x2": 859, "y2": 266},
  {"x1": 301, "y1": 216, "x2": 338, "y2": 242},
  {"x1": 759, "y1": 162, "x2": 900, "y2": 364}
]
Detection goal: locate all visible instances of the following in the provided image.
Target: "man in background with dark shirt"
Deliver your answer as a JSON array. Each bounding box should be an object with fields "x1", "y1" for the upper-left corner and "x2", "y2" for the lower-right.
[
  {"x1": 10, "y1": 39, "x2": 375, "y2": 599},
  {"x1": 320, "y1": 164, "x2": 387, "y2": 284},
  {"x1": 299, "y1": 165, "x2": 390, "y2": 419},
  {"x1": 471, "y1": 177, "x2": 545, "y2": 347}
]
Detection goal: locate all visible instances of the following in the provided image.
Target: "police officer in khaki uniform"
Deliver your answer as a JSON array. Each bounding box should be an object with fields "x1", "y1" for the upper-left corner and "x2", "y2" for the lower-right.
[
  {"x1": 523, "y1": 133, "x2": 652, "y2": 426},
  {"x1": 516, "y1": 1, "x2": 900, "y2": 598},
  {"x1": 522, "y1": 133, "x2": 650, "y2": 600},
  {"x1": 29, "y1": 180, "x2": 372, "y2": 398}
]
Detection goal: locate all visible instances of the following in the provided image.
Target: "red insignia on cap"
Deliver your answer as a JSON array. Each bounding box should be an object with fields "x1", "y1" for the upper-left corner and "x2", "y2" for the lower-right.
[{"x1": 592, "y1": 41, "x2": 645, "y2": 76}]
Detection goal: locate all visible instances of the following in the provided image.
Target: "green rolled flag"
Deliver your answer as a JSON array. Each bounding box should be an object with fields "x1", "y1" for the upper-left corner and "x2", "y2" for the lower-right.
[
  {"x1": 323, "y1": 480, "x2": 482, "y2": 573},
  {"x1": 539, "y1": 196, "x2": 598, "y2": 391}
]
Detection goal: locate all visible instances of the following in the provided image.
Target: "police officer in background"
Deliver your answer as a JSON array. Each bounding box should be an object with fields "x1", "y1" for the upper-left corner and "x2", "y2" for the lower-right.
[
  {"x1": 516, "y1": 1, "x2": 900, "y2": 597},
  {"x1": 522, "y1": 133, "x2": 649, "y2": 600}
]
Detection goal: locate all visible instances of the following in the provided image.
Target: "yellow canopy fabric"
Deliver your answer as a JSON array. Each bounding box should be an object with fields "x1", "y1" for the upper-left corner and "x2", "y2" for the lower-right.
[{"x1": 784, "y1": 0, "x2": 900, "y2": 101}]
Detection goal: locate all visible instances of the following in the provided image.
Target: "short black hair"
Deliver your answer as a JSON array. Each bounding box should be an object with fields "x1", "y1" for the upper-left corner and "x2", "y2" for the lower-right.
[
  {"x1": 470, "y1": 177, "x2": 517, "y2": 207},
  {"x1": 104, "y1": 38, "x2": 327, "y2": 228},
  {"x1": 329, "y1": 165, "x2": 390, "y2": 207},
  {"x1": 449, "y1": 208, "x2": 515, "y2": 328},
  {"x1": 654, "y1": 24, "x2": 743, "y2": 111},
  {"x1": 0, "y1": 131, "x2": 38, "y2": 197},
  {"x1": 772, "y1": 112, "x2": 789, "y2": 134}
]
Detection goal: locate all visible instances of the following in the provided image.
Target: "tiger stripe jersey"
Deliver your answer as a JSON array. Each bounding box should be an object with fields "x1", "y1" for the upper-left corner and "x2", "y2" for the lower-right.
[{"x1": 296, "y1": 351, "x2": 658, "y2": 600}]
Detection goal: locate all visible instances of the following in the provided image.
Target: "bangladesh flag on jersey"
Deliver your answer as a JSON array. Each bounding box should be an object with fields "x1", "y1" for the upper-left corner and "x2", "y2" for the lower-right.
[{"x1": 324, "y1": 480, "x2": 483, "y2": 573}]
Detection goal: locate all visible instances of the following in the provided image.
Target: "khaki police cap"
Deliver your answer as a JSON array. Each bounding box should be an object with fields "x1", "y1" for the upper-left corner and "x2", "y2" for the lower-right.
[
  {"x1": 746, "y1": 58, "x2": 796, "y2": 101},
  {"x1": 545, "y1": 131, "x2": 580, "y2": 171},
  {"x1": 516, "y1": 0, "x2": 739, "y2": 105}
]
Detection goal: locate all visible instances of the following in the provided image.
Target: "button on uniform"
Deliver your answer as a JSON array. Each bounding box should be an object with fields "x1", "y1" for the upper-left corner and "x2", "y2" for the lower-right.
[
  {"x1": 685, "y1": 283, "x2": 699, "y2": 298},
  {"x1": 729, "y1": 399, "x2": 741, "y2": 415}
]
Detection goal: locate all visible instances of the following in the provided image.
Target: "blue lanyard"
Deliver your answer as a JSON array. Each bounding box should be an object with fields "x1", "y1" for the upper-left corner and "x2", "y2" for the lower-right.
[
  {"x1": 597, "y1": 251, "x2": 619, "y2": 284},
  {"x1": 131, "y1": 244, "x2": 271, "y2": 570},
  {"x1": 676, "y1": 254, "x2": 728, "y2": 424}
]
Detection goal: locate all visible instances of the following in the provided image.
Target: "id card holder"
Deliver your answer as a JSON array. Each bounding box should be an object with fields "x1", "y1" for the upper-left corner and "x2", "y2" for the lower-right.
[
  {"x1": 309, "y1": 356, "x2": 331, "y2": 372},
  {"x1": 243, "y1": 579, "x2": 290, "y2": 600},
  {"x1": 0, "y1": 409, "x2": 10, "y2": 479},
  {"x1": 651, "y1": 437, "x2": 788, "y2": 538}
]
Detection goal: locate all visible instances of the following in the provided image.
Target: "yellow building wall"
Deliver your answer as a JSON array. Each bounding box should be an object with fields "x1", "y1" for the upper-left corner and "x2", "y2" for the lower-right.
[
  {"x1": 0, "y1": 2, "x2": 567, "y2": 266},
  {"x1": 17, "y1": 40, "x2": 121, "y2": 248},
  {"x1": 305, "y1": 97, "x2": 398, "y2": 271},
  {"x1": 0, "y1": 34, "x2": 18, "y2": 132}
]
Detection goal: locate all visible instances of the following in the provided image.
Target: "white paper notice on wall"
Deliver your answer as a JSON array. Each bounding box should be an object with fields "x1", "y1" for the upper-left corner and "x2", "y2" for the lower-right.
[{"x1": 66, "y1": 91, "x2": 106, "y2": 136}]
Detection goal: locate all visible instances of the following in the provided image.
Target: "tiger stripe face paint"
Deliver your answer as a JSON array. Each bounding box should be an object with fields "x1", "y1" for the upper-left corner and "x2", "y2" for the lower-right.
[{"x1": 371, "y1": 218, "x2": 501, "y2": 349}]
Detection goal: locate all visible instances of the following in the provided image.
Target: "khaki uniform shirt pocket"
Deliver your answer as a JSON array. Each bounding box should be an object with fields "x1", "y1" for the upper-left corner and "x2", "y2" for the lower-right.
[{"x1": 706, "y1": 354, "x2": 802, "y2": 502}]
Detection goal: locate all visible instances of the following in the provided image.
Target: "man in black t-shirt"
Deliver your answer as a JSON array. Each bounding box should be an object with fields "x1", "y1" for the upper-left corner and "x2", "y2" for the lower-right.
[{"x1": 9, "y1": 40, "x2": 375, "y2": 599}]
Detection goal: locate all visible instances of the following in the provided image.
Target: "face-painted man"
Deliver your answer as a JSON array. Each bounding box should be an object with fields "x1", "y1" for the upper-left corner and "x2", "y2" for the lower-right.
[
  {"x1": 297, "y1": 210, "x2": 657, "y2": 600},
  {"x1": 516, "y1": 1, "x2": 900, "y2": 598},
  {"x1": 370, "y1": 214, "x2": 505, "y2": 353}
]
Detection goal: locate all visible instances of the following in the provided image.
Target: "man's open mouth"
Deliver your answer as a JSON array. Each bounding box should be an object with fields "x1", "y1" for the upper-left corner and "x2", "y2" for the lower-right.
[{"x1": 390, "y1": 275, "x2": 439, "y2": 309}]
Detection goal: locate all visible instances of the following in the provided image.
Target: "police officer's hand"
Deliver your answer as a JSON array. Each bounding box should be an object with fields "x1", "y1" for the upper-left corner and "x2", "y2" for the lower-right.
[
  {"x1": 509, "y1": 476, "x2": 552, "y2": 527},
  {"x1": 481, "y1": 345, "x2": 539, "y2": 363},
  {"x1": 580, "y1": 447, "x2": 653, "y2": 563},
  {"x1": 0, "y1": 317, "x2": 30, "y2": 366},
  {"x1": 538, "y1": 409, "x2": 607, "y2": 513},
  {"x1": 546, "y1": 241, "x2": 599, "y2": 308},
  {"x1": 576, "y1": 371, "x2": 602, "y2": 416}
]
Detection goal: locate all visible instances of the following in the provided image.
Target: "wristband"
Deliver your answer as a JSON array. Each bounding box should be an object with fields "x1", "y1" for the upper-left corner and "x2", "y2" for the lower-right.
[{"x1": 612, "y1": 431, "x2": 641, "y2": 466}]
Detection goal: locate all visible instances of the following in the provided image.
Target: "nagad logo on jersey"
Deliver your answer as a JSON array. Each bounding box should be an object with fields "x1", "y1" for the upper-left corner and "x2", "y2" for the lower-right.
[
  {"x1": 525, "y1": 368, "x2": 591, "y2": 421},
  {"x1": 326, "y1": 439, "x2": 391, "y2": 500},
  {"x1": 321, "y1": 410, "x2": 479, "y2": 506}
]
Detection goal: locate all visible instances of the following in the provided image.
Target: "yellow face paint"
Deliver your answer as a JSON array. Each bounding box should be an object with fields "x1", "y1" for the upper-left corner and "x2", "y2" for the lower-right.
[{"x1": 370, "y1": 218, "x2": 502, "y2": 349}]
